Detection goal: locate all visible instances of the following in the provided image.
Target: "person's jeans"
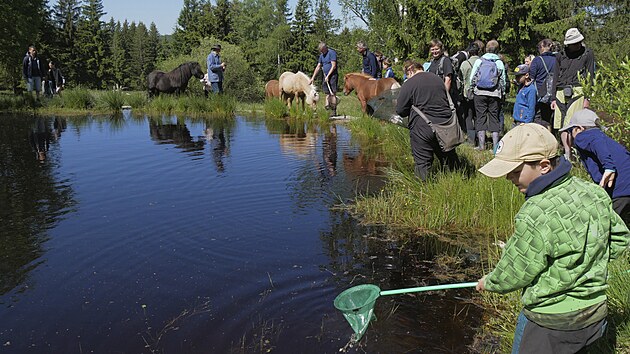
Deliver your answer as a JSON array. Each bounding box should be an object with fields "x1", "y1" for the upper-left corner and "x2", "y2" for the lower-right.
[{"x1": 27, "y1": 77, "x2": 42, "y2": 93}]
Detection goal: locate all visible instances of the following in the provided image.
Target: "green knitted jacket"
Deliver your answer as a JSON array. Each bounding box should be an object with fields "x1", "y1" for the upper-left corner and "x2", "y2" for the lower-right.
[{"x1": 485, "y1": 173, "x2": 630, "y2": 315}]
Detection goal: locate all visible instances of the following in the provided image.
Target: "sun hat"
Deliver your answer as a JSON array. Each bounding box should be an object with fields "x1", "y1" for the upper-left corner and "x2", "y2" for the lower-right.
[
  {"x1": 564, "y1": 28, "x2": 584, "y2": 45},
  {"x1": 559, "y1": 109, "x2": 600, "y2": 132},
  {"x1": 211, "y1": 44, "x2": 222, "y2": 50},
  {"x1": 513, "y1": 64, "x2": 530, "y2": 75},
  {"x1": 479, "y1": 124, "x2": 558, "y2": 178}
]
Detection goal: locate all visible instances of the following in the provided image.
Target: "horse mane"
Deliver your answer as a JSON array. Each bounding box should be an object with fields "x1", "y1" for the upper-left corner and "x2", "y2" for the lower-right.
[{"x1": 346, "y1": 72, "x2": 373, "y2": 79}]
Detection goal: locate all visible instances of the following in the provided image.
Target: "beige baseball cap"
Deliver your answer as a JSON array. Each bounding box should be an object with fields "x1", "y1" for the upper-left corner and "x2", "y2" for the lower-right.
[{"x1": 479, "y1": 124, "x2": 558, "y2": 178}]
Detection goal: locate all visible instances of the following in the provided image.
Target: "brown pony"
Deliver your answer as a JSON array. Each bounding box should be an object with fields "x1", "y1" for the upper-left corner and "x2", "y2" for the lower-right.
[
  {"x1": 343, "y1": 73, "x2": 401, "y2": 113},
  {"x1": 265, "y1": 79, "x2": 280, "y2": 98}
]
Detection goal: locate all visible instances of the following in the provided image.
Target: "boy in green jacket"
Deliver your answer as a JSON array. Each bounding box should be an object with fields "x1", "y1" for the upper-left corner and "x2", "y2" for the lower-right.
[{"x1": 476, "y1": 123, "x2": 629, "y2": 353}]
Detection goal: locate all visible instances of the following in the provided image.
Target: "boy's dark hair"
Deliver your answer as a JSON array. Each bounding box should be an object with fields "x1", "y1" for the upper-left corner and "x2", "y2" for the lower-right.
[
  {"x1": 467, "y1": 42, "x2": 480, "y2": 56},
  {"x1": 537, "y1": 39, "x2": 553, "y2": 52}
]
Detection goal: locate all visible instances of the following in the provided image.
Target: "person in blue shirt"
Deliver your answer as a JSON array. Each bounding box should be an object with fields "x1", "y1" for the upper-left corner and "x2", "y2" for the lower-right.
[
  {"x1": 310, "y1": 42, "x2": 338, "y2": 116},
  {"x1": 206, "y1": 44, "x2": 226, "y2": 94},
  {"x1": 356, "y1": 41, "x2": 379, "y2": 78},
  {"x1": 560, "y1": 109, "x2": 630, "y2": 226},
  {"x1": 512, "y1": 64, "x2": 537, "y2": 127}
]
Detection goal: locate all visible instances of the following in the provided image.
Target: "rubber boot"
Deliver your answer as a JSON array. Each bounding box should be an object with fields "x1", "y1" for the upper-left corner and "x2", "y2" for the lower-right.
[
  {"x1": 476, "y1": 130, "x2": 486, "y2": 150},
  {"x1": 467, "y1": 130, "x2": 476, "y2": 145},
  {"x1": 492, "y1": 132, "x2": 500, "y2": 151}
]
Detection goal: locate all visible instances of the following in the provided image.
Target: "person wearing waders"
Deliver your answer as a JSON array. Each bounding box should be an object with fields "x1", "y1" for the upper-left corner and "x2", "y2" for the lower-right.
[{"x1": 476, "y1": 123, "x2": 630, "y2": 354}]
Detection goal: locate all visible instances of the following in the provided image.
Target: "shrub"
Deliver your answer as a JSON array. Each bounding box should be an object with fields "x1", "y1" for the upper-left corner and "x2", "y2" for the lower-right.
[{"x1": 581, "y1": 57, "x2": 630, "y2": 146}]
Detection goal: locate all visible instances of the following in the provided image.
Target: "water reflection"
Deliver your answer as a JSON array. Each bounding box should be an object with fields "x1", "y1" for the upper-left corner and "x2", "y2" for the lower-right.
[
  {"x1": 149, "y1": 118, "x2": 205, "y2": 155},
  {"x1": 0, "y1": 115, "x2": 75, "y2": 296},
  {"x1": 204, "y1": 118, "x2": 233, "y2": 173}
]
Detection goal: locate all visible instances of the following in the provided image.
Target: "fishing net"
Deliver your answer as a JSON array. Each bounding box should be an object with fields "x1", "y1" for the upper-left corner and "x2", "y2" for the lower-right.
[
  {"x1": 333, "y1": 284, "x2": 381, "y2": 342},
  {"x1": 366, "y1": 87, "x2": 409, "y2": 128}
]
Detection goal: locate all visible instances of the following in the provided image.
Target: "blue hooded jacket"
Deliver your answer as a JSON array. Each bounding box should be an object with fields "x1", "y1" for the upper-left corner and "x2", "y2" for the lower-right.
[{"x1": 574, "y1": 128, "x2": 630, "y2": 199}]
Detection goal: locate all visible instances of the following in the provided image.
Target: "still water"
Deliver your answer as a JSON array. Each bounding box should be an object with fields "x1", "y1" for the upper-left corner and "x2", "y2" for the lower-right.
[{"x1": 0, "y1": 113, "x2": 480, "y2": 353}]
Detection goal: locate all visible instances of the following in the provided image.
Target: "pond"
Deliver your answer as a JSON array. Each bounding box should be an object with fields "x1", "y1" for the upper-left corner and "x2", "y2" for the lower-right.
[{"x1": 0, "y1": 113, "x2": 481, "y2": 353}]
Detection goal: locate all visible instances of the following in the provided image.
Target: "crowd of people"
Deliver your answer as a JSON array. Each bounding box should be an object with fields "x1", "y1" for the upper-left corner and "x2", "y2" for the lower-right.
[{"x1": 305, "y1": 29, "x2": 630, "y2": 354}]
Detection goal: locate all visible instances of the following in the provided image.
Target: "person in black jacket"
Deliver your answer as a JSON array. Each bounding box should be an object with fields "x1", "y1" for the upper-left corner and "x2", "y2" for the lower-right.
[
  {"x1": 396, "y1": 62, "x2": 459, "y2": 180},
  {"x1": 22, "y1": 45, "x2": 45, "y2": 98},
  {"x1": 551, "y1": 28, "x2": 595, "y2": 160},
  {"x1": 356, "y1": 41, "x2": 379, "y2": 78}
]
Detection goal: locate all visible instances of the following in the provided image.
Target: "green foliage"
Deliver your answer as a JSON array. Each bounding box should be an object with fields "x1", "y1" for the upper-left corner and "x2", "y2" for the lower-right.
[
  {"x1": 147, "y1": 95, "x2": 176, "y2": 114},
  {"x1": 581, "y1": 57, "x2": 630, "y2": 146},
  {"x1": 62, "y1": 87, "x2": 95, "y2": 109}
]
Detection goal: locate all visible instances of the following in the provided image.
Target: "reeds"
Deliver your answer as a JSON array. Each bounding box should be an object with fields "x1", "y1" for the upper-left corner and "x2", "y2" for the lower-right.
[{"x1": 62, "y1": 86, "x2": 95, "y2": 109}]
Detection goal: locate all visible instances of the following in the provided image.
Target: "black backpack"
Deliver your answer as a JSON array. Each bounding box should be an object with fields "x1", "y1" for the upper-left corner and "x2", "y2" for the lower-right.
[{"x1": 537, "y1": 57, "x2": 554, "y2": 103}]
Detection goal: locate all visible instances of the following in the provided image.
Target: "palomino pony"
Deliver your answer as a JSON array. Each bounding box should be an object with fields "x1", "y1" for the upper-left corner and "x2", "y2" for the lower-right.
[
  {"x1": 343, "y1": 73, "x2": 401, "y2": 113},
  {"x1": 265, "y1": 79, "x2": 280, "y2": 98},
  {"x1": 278, "y1": 71, "x2": 319, "y2": 110},
  {"x1": 147, "y1": 61, "x2": 205, "y2": 97}
]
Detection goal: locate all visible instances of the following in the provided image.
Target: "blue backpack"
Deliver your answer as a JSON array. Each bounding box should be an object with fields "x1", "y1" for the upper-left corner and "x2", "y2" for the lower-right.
[{"x1": 474, "y1": 58, "x2": 500, "y2": 90}]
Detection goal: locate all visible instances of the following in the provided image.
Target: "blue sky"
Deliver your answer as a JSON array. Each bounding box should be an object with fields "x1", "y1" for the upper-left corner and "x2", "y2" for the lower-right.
[{"x1": 102, "y1": 0, "x2": 349, "y2": 35}]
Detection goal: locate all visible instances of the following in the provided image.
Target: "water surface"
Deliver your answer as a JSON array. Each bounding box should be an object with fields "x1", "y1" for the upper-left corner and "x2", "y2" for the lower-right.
[{"x1": 0, "y1": 114, "x2": 480, "y2": 353}]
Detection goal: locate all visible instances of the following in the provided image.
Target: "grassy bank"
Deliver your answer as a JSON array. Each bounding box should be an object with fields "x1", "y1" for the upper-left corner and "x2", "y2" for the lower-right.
[{"x1": 1, "y1": 88, "x2": 237, "y2": 117}]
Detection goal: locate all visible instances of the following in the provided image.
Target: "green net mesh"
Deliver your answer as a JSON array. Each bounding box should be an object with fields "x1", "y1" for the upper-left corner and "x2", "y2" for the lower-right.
[
  {"x1": 333, "y1": 284, "x2": 381, "y2": 342},
  {"x1": 366, "y1": 87, "x2": 409, "y2": 128}
]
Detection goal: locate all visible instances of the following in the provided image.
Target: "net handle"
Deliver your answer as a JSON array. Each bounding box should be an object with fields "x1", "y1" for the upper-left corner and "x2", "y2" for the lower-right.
[{"x1": 379, "y1": 282, "x2": 478, "y2": 296}]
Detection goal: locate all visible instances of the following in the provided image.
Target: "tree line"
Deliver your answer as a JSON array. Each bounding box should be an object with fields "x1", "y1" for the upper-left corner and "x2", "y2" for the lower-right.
[{"x1": 1, "y1": 0, "x2": 628, "y2": 95}]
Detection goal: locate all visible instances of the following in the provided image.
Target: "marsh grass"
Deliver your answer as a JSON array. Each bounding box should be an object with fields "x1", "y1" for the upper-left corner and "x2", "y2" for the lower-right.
[
  {"x1": 62, "y1": 86, "x2": 95, "y2": 109},
  {"x1": 263, "y1": 98, "x2": 288, "y2": 118},
  {"x1": 0, "y1": 93, "x2": 38, "y2": 111},
  {"x1": 124, "y1": 92, "x2": 148, "y2": 109},
  {"x1": 97, "y1": 90, "x2": 126, "y2": 112}
]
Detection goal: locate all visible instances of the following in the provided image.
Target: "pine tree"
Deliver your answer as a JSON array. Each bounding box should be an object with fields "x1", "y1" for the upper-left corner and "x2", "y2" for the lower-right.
[
  {"x1": 172, "y1": 0, "x2": 207, "y2": 54},
  {"x1": 75, "y1": 0, "x2": 107, "y2": 87},
  {"x1": 312, "y1": 0, "x2": 339, "y2": 43},
  {"x1": 51, "y1": 0, "x2": 81, "y2": 85},
  {"x1": 214, "y1": 0, "x2": 233, "y2": 42},
  {"x1": 286, "y1": 0, "x2": 315, "y2": 73}
]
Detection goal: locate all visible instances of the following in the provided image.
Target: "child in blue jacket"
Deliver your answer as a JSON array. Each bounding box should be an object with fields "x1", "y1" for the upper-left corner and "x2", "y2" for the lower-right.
[
  {"x1": 512, "y1": 64, "x2": 537, "y2": 126},
  {"x1": 561, "y1": 109, "x2": 630, "y2": 225}
]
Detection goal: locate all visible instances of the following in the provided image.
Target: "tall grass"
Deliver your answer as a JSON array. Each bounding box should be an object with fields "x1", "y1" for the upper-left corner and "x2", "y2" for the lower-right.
[
  {"x1": 263, "y1": 98, "x2": 288, "y2": 119},
  {"x1": 97, "y1": 90, "x2": 126, "y2": 112},
  {"x1": 124, "y1": 92, "x2": 148, "y2": 109},
  {"x1": 0, "y1": 93, "x2": 38, "y2": 111},
  {"x1": 63, "y1": 87, "x2": 95, "y2": 109}
]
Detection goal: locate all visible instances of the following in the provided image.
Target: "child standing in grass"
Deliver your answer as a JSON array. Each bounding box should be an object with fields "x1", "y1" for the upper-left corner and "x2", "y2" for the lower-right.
[
  {"x1": 560, "y1": 109, "x2": 630, "y2": 226},
  {"x1": 476, "y1": 123, "x2": 630, "y2": 353},
  {"x1": 511, "y1": 64, "x2": 537, "y2": 127}
]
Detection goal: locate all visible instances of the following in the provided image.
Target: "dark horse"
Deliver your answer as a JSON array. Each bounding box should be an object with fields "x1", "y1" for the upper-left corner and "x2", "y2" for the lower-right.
[{"x1": 147, "y1": 61, "x2": 205, "y2": 97}]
